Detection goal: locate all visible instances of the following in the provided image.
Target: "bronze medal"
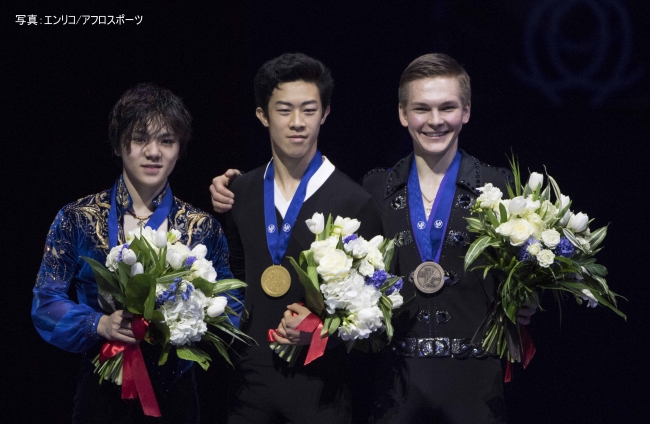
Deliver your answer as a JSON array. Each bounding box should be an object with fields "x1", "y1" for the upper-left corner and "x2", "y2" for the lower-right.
[
  {"x1": 261, "y1": 265, "x2": 291, "y2": 297},
  {"x1": 413, "y1": 261, "x2": 445, "y2": 294}
]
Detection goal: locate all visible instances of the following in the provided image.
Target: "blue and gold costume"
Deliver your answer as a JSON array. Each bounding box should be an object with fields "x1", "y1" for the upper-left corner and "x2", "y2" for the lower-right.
[{"x1": 32, "y1": 176, "x2": 241, "y2": 422}]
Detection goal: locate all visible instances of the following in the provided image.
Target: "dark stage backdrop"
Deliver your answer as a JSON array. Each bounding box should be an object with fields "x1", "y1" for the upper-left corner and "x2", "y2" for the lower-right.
[{"x1": 4, "y1": 1, "x2": 649, "y2": 423}]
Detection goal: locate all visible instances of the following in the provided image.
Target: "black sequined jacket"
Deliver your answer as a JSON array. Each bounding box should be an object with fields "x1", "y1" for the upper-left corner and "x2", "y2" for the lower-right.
[{"x1": 362, "y1": 150, "x2": 512, "y2": 349}]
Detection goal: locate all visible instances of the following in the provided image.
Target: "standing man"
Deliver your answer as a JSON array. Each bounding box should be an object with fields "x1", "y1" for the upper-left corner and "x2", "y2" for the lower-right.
[
  {"x1": 221, "y1": 53, "x2": 382, "y2": 423},
  {"x1": 361, "y1": 53, "x2": 522, "y2": 423},
  {"x1": 32, "y1": 83, "x2": 242, "y2": 423}
]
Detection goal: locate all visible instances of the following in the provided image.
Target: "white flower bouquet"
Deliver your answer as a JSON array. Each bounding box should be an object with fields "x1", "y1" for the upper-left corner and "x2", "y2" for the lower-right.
[
  {"x1": 464, "y1": 157, "x2": 626, "y2": 365},
  {"x1": 271, "y1": 214, "x2": 404, "y2": 366},
  {"x1": 83, "y1": 226, "x2": 252, "y2": 385}
]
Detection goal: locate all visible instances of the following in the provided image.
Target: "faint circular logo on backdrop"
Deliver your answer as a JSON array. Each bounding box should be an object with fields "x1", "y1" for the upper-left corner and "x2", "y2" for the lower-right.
[{"x1": 512, "y1": 0, "x2": 643, "y2": 106}]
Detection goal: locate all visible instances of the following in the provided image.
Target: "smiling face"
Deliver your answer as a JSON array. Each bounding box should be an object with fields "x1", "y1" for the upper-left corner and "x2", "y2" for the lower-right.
[
  {"x1": 119, "y1": 119, "x2": 179, "y2": 192},
  {"x1": 399, "y1": 77, "x2": 470, "y2": 160},
  {"x1": 256, "y1": 80, "x2": 330, "y2": 163}
]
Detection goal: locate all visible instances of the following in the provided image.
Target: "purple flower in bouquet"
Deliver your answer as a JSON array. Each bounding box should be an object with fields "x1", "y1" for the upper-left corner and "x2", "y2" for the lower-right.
[
  {"x1": 555, "y1": 237, "x2": 575, "y2": 258},
  {"x1": 366, "y1": 269, "x2": 389, "y2": 289}
]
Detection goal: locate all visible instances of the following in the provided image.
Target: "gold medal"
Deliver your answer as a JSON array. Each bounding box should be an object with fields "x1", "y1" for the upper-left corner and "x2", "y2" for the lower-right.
[
  {"x1": 261, "y1": 265, "x2": 291, "y2": 297},
  {"x1": 413, "y1": 261, "x2": 445, "y2": 294}
]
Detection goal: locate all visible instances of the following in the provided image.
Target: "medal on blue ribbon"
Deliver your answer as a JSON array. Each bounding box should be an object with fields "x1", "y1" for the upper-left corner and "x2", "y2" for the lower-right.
[
  {"x1": 108, "y1": 178, "x2": 173, "y2": 249},
  {"x1": 407, "y1": 152, "x2": 461, "y2": 293},
  {"x1": 262, "y1": 151, "x2": 323, "y2": 297}
]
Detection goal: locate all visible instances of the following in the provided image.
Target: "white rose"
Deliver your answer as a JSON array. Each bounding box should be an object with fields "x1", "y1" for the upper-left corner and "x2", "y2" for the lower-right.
[
  {"x1": 332, "y1": 216, "x2": 361, "y2": 237},
  {"x1": 311, "y1": 238, "x2": 338, "y2": 264},
  {"x1": 526, "y1": 242, "x2": 542, "y2": 256},
  {"x1": 365, "y1": 246, "x2": 385, "y2": 270},
  {"x1": 524, "y1": 195, "x2": 541, "y2": 214},
  {"x1": 121, "y1": 248, "x2": 137, "y2": 266},
  {"x1": 528, "y1": 172, "x2": 544, "y2": 190},
  {"x1": 388, "y1": 292, "x2": 404, "y2": 309},
  {"x1": 568, "y1": 212, "x2": 589, "y2": 233},
  {"x1": 153, "y1": 229, "x2": 168, "y2": 249},
  {"x1": 524, "y1": 212, "x2": 544, "y2": 239},
  {"x1": 105, "y1": 245, "x2": 122, "y2": 271},
  {"x1": 305, "y1": 212, "x2": 325, "y2": 235},
  {"x1": 536, "y1": 249, "x2": 555, "y2": 268},
  {"x1": 191, "y1": 258, "x2": 217, "y2": 282},
  {"x1": 476, "y1": 183, "x2": 503, "y2": 209},
  {"x1": 541, "y1": 229, "x2": 561, "y2": 249},
  {"x1": 508, "y1": 196, "x2": 527, "y2": 216},
  {"x1": 191, "y1": 244, "x2": 208, "y2": 260},
  {"x1": 358, "y1": 259, "x2": 375, "y2": 277},
  {"x1": 496, "y1": 218, "x2": 534, "y2": 246},
  {"x1": 206, "y1": 296, "x2": 228, "y2": 317},
  {"x1": 130, "y1": 262, "x2": 144, "y2": 276},
  {"x1": 539, "y1": 200, "x2": 558, "y2": 224},
  {"x1": 344, "y1": 237, "x2": 369, "y2": 259},
  {"x1": 558, "y1": 194, "x2": 572, "y2": 226},
  {"x1": 317, "y1": 250, "x2": 353, "y2": 282}
]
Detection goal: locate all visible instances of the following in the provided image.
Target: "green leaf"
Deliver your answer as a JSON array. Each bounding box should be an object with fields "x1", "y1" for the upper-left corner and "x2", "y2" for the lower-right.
[
  {"x1": 382, "y1": 239, "x2": 396, "y2": 271},
  {"x1": 466, "y1": 217, "x2": 484, "y2": 232},
  {"x1": 485, "y1": 209, "x2": 500, "y2": 229},
  {"x1": 464, "y1": 236, "x2": 493, "y2": 271},
  {"x1": 498, "y1": 203, "x2": 508, "y2": 224},
  {"x1": 191, "y1": 277, "x2": 214, "y2": 298},
  {"x1": 81, "y1": 256, "x2": 124, "y2": 310},
  {"x1": 158, "y1": 343, "x2": 171, "y2": 366},
  {"x1": 202, "y1": 332, "x2": 233, "y2": 366},
  {"x1": 326, "y1": 314, "x2": 341, "y2": 338},
  {"x1": 156, "y1": 270, "x2": 191, "y2": 284},
  {"x1": 143, "y1": 278, "x2": 157, "y2": 320},
  {"x1": 125, "y1": 273, "x2": 156, "y2": 314},
  {"x1": 287, "y1": 255, "x2": 324, "y2": 315},
  {"x1": 176, "y1": 345, "x2": 212, "y2": 371},
  {"x1": 211, "y1": 278, "x2": 247, "y2": 294},
  {"x1": 589, "y1": 225, "x2": 608, "y2": 251}
]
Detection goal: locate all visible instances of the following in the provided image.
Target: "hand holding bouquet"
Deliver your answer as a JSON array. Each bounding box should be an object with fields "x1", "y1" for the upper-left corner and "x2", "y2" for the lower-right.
[
  {"x1": 270, "y1": 213, "x2": 404, "y2": 366},
  {"x1": 83, "y1": 226, "x2": 251, "y2": 414}
]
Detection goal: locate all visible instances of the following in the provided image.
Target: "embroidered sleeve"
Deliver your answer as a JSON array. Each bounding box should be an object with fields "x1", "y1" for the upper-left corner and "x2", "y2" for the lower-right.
[{"x1": 31, "y1": 209, "x2": 103, "y2": 353}]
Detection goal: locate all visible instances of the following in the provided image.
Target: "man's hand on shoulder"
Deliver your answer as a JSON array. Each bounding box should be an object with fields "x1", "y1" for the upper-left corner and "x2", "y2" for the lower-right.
[{"x1": 210, "y1": 169, "x2": 241, "y2": 213}]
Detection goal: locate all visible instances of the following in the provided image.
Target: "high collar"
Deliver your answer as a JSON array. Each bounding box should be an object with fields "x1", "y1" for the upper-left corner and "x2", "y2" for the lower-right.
[
  {"x1": 114, "y1": 174, "x2": 170, "y2": 212},
  {"x1": 382, "y1": 149, "x2": 483, "y2": 199}
]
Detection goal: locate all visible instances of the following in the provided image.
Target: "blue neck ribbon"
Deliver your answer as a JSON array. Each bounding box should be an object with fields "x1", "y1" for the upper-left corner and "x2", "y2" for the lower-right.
[
  {"x1": 108, "y1": 178, "x2": 173, "y2": 249},
  {"x1": 408, "y1": 152, "x2": 461, "y2": 263},
  {"x1": 264, "y1": 151, "x2": 323, "y2": 265}
]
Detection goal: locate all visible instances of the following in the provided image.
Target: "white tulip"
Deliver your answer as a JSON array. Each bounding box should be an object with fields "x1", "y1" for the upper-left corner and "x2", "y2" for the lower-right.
[
  {"x1": 206, "y1": 296, "x2": 228, "y2": 317},
  {"x1": 528, "y1": 172, "x2": 544, "y2": 190},
  {"x1": 305, "y1": 213, "x2": 325, "y2": 235},
  {"x1": 567, "y1": 212, "x2": 589, "y2": 233},
  {"x1": 121, "y1": 248, "x2": 137, "y2": 266},
  {"x1": 130, "y1": 262, "x2": 144, "y2": 277},
  {"x1": 508, "y1": 196, "x2": 527, "y2": 216}
]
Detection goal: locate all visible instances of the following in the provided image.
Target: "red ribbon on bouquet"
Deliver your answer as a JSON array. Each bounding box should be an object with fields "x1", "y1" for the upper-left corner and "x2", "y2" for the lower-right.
[
  {"x1": 98, "y1": 315, "x2": 161, "y2": 417},
  {"x1": 295, "y1": 313, "x2": 328, "y2": 365},
  {"x1": 504, "y1": 325, "x2": 536, "y2": 383}
]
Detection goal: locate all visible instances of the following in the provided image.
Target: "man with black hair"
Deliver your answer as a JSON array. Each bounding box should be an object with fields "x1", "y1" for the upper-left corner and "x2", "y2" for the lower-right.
[{"x1": 221, "y1": 53, "x2": 382, "y2": 423}]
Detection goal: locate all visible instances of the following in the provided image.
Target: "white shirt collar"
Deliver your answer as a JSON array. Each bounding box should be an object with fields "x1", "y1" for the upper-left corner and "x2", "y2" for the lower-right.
[{"x1": 263, "y1": 156, "x2": 336, "y2": 218}]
